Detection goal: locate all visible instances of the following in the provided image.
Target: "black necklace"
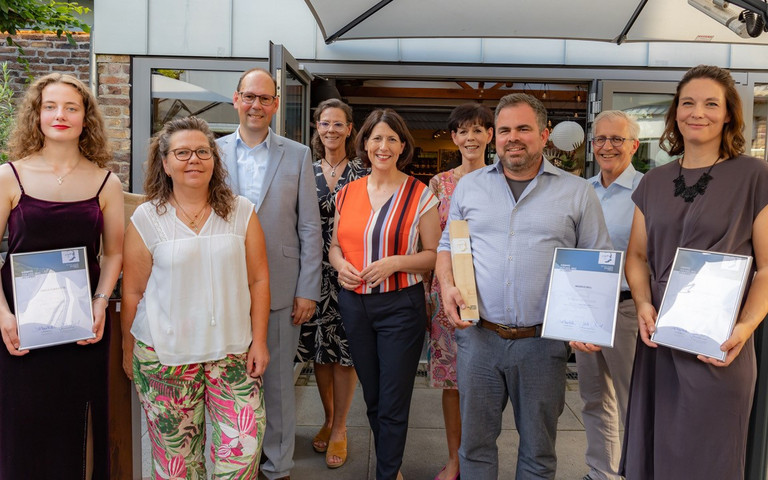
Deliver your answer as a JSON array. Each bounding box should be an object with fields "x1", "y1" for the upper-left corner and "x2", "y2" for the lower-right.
[
  {"x1": 322, "y1": 157, "x2": 346, "y2": 177},
  {"x1": 673, "y1": 156, "x2": 720, "y2": 203}
]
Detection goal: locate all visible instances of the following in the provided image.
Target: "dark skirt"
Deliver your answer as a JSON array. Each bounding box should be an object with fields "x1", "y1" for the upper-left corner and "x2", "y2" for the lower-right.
[
  {"x1": 621, "y1": 335, "x2": 756, "y2": 480},
  {"x1": 0, "y1": 317, "x2": 111, "y2": 480}
]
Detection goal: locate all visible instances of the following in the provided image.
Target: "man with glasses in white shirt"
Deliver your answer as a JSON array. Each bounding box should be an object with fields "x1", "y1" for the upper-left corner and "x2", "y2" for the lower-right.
[
  {"x1": 571, "y1": 110, "x2": 643, "y2": 480},
  {"x1": 217, "y1": 68, "x2": 322, "y2": 480}
]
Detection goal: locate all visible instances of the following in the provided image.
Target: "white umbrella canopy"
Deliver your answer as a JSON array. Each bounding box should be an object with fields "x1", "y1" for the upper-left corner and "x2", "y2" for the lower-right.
[
  {"x1": 305, "y1": 0, "x2": 768, "y2": 45},
  {"x1": 151, "y1": 74, "x2": 232, "y2": 103}
]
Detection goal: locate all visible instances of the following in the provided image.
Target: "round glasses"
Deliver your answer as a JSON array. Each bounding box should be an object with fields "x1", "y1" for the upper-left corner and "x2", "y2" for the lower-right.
[
  {"x1": 238, "y1": 91, "x2": 277, "y2": 106},
  {"x1": 591, "y1": 136, "x2": 632, "y2": 147},
  {"x1": 169, "y1": 148, "x2": 213, "y2": 161}
]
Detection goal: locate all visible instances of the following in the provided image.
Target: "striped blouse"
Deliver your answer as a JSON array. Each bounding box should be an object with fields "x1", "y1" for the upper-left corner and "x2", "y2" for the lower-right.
[{"x1": 336, "y1": 175, "x2": 438, "y2": 294}]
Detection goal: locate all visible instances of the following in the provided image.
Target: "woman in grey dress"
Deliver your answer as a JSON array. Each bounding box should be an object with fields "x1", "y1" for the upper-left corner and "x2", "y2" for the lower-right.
[{"x1": 622, "y1": 65, "x2": 768, "y2": 479}]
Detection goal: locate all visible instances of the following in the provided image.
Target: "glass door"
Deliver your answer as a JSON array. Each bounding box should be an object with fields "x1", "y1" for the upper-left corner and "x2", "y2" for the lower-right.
[
  {"x1": 596, "y1": 80, "x2": 677, "y2": 174},
  {"x1": 132, "y1": 57, "x2": 268, "y2": 192},
  {"x1": 597, "y1": 79, "x2": 756, "y2": 173},
  {"x1": 270, "y1": 43, "x2": 312, "y2": 145}
]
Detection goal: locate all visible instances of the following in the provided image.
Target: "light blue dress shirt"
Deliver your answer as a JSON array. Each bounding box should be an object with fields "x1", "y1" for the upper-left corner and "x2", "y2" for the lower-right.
[
  {"x1": 588, "y1": 164, "x2": 643, "y2": 291},
  {"x1": 235, "y1": 128, "x2": 272, "y2": 210},
  {"x1": 438, "y1": 159, "x2": 612, "y2": 327}
]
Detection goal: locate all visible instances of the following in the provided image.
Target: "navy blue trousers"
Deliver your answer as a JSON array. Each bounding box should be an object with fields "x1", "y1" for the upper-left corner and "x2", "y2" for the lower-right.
[{"x1": 339, "y1": 283, "x2": 426, "y2": 480}]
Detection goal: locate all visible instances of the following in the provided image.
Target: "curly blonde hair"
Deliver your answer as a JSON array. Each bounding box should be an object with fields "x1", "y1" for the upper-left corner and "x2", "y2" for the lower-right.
[
  {"x1": 144, "y1": 116, "x2": 234, "y2": 219},
  {"x1": 8, "y1": 73, "x2": 111, "y2": 167}
]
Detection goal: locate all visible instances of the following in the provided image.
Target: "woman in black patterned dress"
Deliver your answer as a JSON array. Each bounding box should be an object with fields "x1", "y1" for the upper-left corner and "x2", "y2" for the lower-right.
[{"x1": 296, "y1": 99, "x2": 368, "y2": 468}]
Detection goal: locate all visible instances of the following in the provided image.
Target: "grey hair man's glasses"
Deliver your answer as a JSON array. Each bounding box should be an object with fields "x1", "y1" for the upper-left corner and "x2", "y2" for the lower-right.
[{"x1": 591, "y1": 136, "x2": 633, "y2": 147}]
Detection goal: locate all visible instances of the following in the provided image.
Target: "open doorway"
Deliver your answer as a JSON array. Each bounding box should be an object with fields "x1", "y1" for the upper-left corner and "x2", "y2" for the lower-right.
[{"x1": 312, "y1": 78, "x2": 590, "y2": 182}]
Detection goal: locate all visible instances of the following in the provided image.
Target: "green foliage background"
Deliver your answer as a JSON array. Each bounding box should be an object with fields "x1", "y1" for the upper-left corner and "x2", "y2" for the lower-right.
[
  {"x1": 1, "y1": 1, "x2": 90, "y2": 70},
  {"x1": 0, "y1": 62, "x2": 14, "y2": 163}
]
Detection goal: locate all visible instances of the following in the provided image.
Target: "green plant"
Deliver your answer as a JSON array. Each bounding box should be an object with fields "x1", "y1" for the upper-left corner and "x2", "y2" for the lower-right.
[
  {"x1": 156, "y1": 69, "x2": 184, "y2": 80},
  {"x1": 0, "y1": 61, "x2": 14, "y2": 163},
  {"x1": 1, "y1": 1, "x2": 90, "y2": 71}
]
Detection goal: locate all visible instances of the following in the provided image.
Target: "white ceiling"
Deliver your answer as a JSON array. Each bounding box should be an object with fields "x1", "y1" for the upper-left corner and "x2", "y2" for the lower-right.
[{"x1": 305, "y1": 0, "x2": 768, "y2": 45}]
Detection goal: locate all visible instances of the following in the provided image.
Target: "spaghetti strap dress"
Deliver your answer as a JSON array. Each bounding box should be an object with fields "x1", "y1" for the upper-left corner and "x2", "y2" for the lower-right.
[{"x1": 0, "y1": 162, "x2": 112, "y2": 479}]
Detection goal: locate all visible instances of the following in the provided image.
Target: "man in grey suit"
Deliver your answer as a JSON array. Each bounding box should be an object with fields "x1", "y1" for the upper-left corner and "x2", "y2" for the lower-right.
[{"x1": 217, "y1": 68, "x2": 322, "y2": 480}]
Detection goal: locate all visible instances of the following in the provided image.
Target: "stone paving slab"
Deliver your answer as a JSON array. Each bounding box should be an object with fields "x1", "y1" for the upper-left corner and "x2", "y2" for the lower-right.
[{"x1": 142, "y1": 362, "x2": 591, "y2": 479}]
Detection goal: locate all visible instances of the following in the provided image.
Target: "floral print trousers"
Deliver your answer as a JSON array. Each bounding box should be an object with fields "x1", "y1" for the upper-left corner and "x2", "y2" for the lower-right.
[{"x1": 133, "y1": 341, "x2": 265, "y2": 480}]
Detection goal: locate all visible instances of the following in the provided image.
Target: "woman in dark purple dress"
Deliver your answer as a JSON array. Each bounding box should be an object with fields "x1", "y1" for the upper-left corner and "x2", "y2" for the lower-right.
[
  {"x1": 622, "y1": 65, "x2": 768, "y2": 479},
  {"x1": 0, "y1": 74, "x2": 124, "y2": 479}
]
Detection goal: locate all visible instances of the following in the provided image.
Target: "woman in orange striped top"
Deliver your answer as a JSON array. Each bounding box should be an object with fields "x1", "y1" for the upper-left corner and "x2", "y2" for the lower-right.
[{"x1": 329, "y1": 108, "x2": 440, "y2": 480}]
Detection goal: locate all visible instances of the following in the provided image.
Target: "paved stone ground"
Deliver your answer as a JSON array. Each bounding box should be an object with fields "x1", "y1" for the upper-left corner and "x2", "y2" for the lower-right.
[{"x1": 141, "y1": 361, "x2": 592, "y2": 479}]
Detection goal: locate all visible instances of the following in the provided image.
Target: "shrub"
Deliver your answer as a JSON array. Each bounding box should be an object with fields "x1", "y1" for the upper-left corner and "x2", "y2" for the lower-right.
[{"x1": 0, "y1": 62, "x2": 14, "y2": 164}]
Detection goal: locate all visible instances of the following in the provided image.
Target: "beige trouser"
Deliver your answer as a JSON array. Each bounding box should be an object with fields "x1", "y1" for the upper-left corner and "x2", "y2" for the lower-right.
[{"x1": 575, "y1": 299, "x2": 638, "y2": 480}]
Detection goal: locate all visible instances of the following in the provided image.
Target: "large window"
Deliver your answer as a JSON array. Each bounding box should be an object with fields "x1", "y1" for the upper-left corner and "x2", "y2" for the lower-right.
[
  {"x1": 150, "y1": 69, "x2": 239, "y2": 135},
  {"x1": 132, "y1": 58, "x2": 268, "y2": 192}
]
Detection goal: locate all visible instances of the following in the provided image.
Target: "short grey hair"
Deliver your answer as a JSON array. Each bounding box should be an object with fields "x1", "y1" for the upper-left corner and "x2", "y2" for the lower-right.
[
  {"x1": 494, "y1": 93, "x2": 548, "y2": 132},
  {"x1": 593, "y1": 110, "x2": 640, "y2": 140}
]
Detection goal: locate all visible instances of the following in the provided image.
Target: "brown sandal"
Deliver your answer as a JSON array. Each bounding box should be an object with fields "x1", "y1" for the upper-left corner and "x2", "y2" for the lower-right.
[
  {"x1": 325, "y1": 433, "x2": 348, "y2": 469},
  {"x1": 312, "y1": 425, "x2": 332, "y2": 453}
]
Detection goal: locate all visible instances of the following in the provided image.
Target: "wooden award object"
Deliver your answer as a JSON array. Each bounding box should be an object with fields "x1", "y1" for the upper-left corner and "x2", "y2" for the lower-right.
[{"x1": 449, "y1": 220, "x2": 480, "y2": 323}]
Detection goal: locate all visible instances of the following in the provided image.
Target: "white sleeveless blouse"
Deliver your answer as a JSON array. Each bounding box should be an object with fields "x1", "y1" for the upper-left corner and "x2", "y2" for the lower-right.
[{"x1": 130, "y1": 195, "x2": 255, "y2": 366}]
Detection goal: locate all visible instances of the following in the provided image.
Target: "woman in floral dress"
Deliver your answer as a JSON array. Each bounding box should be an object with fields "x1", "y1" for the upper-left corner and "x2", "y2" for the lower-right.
[
  {"x1": 296, "y1": 99, "x2": 368, "y2": 468},
  {"x1": 428, "y1": 103, "x2": 494, "y2": 480}
]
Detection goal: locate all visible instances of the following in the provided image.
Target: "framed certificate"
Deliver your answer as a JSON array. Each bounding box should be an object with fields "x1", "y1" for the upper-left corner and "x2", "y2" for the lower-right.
[
  {"x1": 10, "y1": 247, "x2": 95, "y2": 350},
  {"x1": 652, "y1": 248, "x2": 752, "y2": 361},
  {"x1": 542, "y1": 248, "x2": 624, "y2": 347}
]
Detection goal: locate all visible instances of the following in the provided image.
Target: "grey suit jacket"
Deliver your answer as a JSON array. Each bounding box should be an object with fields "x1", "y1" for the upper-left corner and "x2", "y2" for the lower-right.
[{"x1": 217, "y1": 130, "x2": 322, "y2": 311}]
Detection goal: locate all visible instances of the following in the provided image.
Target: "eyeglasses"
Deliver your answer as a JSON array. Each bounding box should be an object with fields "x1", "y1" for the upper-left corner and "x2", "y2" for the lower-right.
[
  {"x1": 591, "y1": 136, "x2": 632, "y2": 147},
  {"x1": 317, "y1": 121, "x2": 349, "y2": 131},
  {"x1": 169, "y1": 148, "x2": 213, "y2": 161},
  {"x1": 238, "y1": 91, "x2": 277, "y2": 106}
]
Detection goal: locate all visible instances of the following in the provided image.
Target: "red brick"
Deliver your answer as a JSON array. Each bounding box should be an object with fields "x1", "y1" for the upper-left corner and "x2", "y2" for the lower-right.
[
  {"x1": 99, "y1": 96, "x2": 130, "y2": 106},
  {"x1": 51, "y1": 65, "x2": 77, "y2": 72},
  {"x1": 45, "y1": 50, "x2": 70, "y2": 57},
  {"x1": 96, "y1": 55, "x2": 130, "y2": 63},
  {"x1": 102, "y1": 106, "x2": 123, "y2": 117},
  {"x1": 99, "y1": 75, "x2": 125, "y2": 85}
]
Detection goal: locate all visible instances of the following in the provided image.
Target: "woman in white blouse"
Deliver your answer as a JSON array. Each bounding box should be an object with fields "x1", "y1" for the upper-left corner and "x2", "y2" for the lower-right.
[{"x1": 121, "y1": 116, "x2": 270, "y2": 478}]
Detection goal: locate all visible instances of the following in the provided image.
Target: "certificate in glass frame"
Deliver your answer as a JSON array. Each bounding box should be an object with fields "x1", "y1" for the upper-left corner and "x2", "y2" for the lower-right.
[
  {"x1": 542, "y1": 248, "x2": 624, "y2": 347},
  {"x1": 652, "y1": 248, "x2": 752, "y2": 361},
  {"x1": 10, "y1": 247, "x2": 95, "y2": 350}
]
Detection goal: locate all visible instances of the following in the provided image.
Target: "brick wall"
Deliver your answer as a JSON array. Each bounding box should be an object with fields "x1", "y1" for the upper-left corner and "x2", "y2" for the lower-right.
[
  {"x1": 0, "y1": 31, "x2": 90, "y2": 96},
  {"x1": 95, "y1": 54, "x2": 131, "y2": 188},
  {"x1": 0, "y1": 32, "x2": 133, "y2": 188}
]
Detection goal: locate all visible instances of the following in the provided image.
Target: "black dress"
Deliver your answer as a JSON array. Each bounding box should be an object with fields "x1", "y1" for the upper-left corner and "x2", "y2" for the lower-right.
[
  {"x1": 0, "y1": 163, "x2": 111, "y2": 479},
  {"x1": 296, "y1": 159, "x2": 368, "y2": 366}
]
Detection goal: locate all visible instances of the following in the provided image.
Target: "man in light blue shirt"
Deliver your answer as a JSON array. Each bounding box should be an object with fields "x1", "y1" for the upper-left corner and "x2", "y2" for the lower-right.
[
  {"x1": 233, "y1": 127, "x2": 269, "y2": 209},
  {"x1": 572, "y1": 111, "x2": 642, "y2": 480},
  {"x1": 436, "y1": 93, "x2": 611, "y2": 479}
]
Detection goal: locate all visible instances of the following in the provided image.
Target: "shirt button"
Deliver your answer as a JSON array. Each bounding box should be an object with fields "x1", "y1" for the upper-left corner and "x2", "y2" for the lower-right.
[
  {"x1": 506, "y1": 281, "x2": 511, "y2": 286},
  {"x1": 510, "y1": 231, "x2": 515, "y2": 236},
  {"x1": 506, "y1": 307, "x2": 512, "y2": 312},
  {"x1": 508, "y1": 256, "x2": 513, "y2": 260}
]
